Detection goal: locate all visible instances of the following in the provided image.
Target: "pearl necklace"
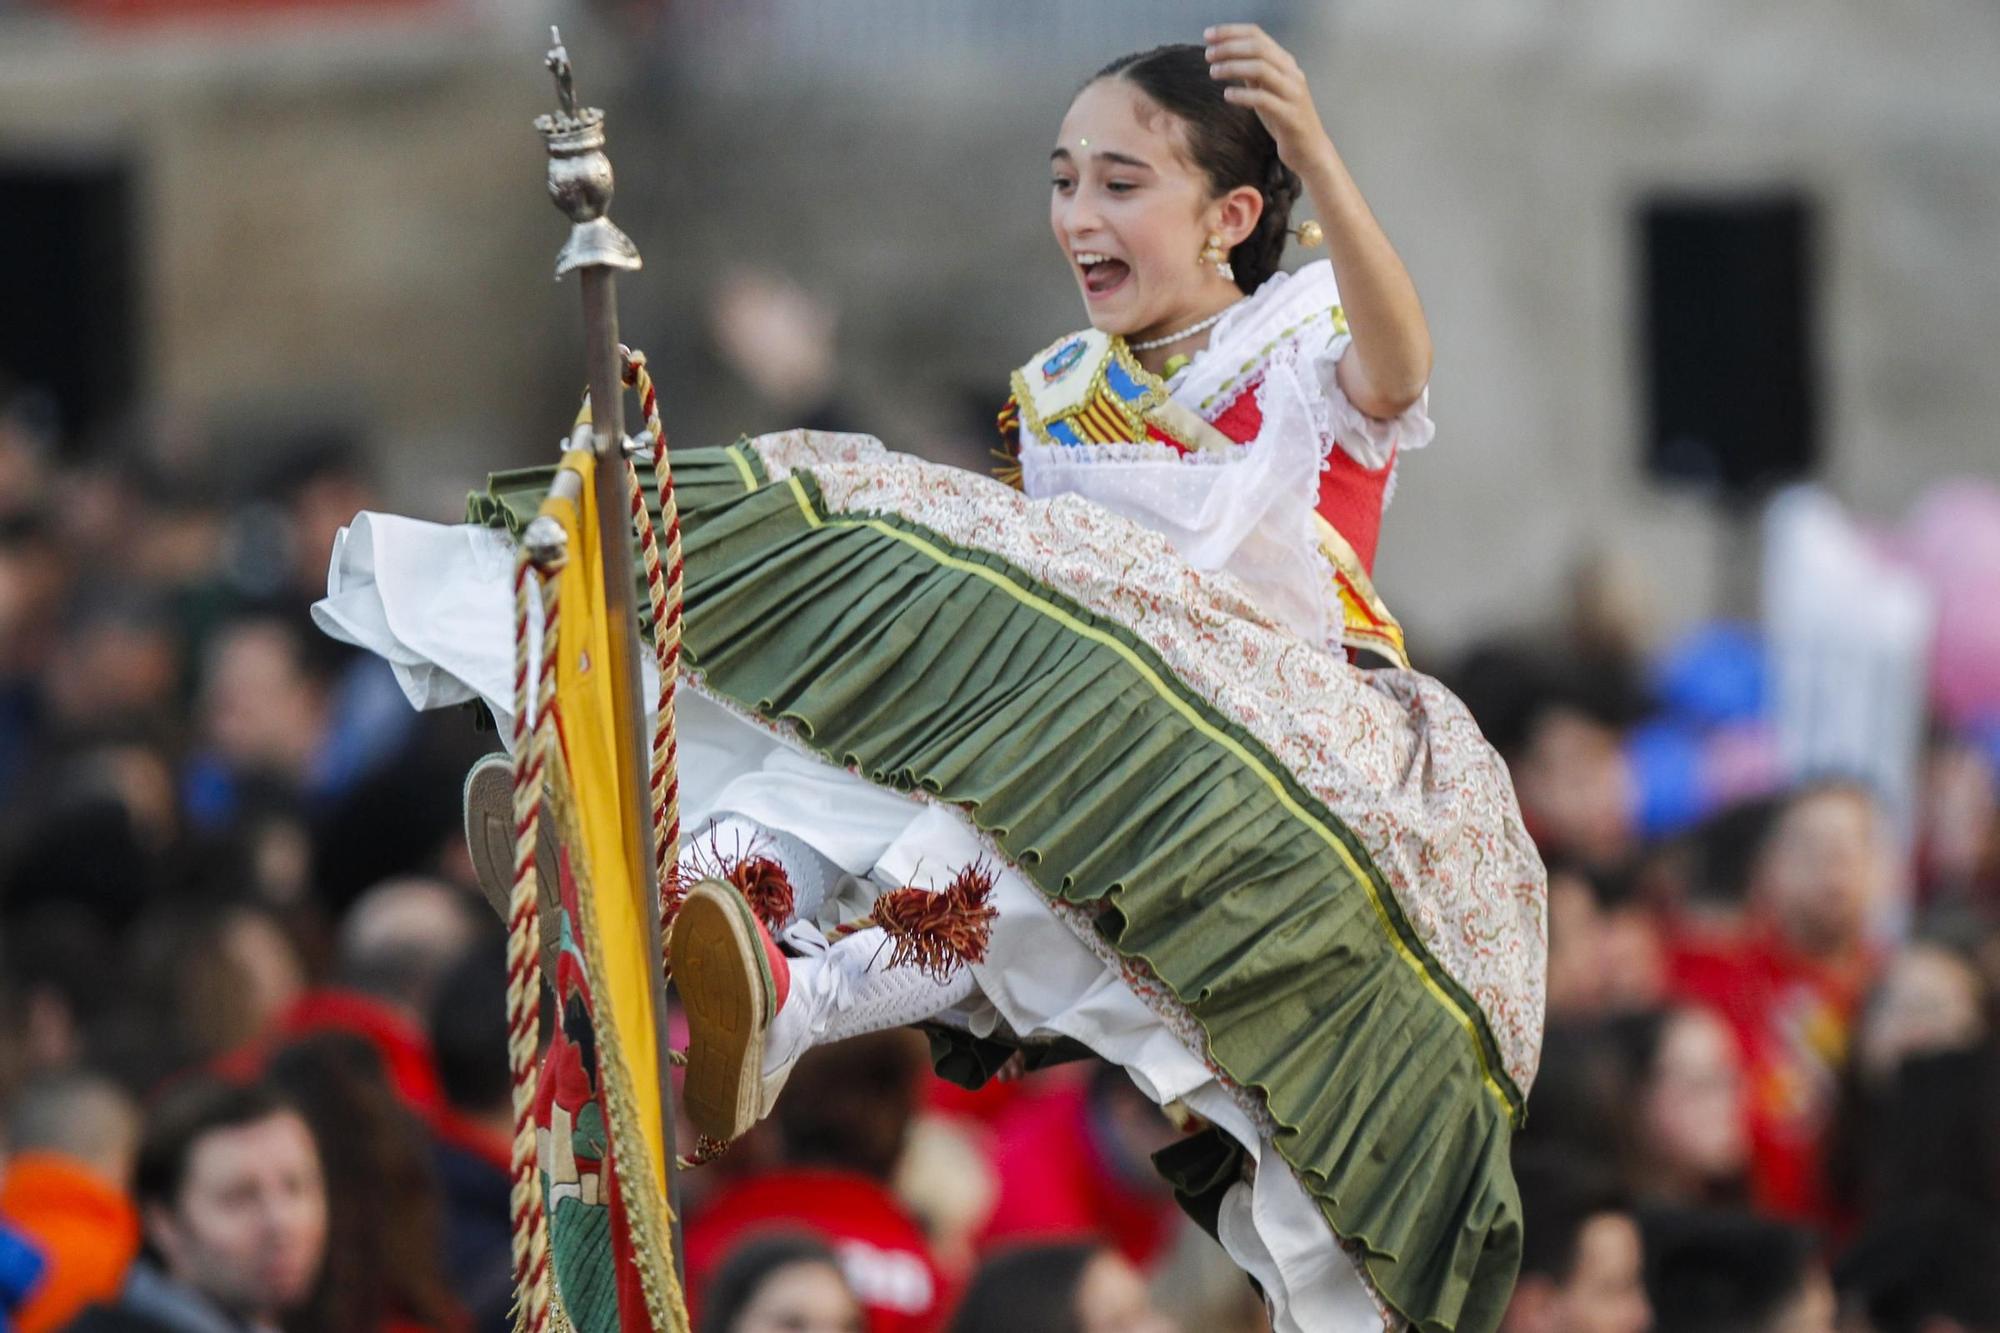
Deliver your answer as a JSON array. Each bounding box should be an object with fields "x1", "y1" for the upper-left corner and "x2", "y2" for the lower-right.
[{"x1": 1128, "y1": 302, "x2": 1241, "y2": 352}]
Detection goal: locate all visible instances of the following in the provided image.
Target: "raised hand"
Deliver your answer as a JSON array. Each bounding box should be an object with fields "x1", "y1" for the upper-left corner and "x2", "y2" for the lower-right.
[
  {"x1": 1203, "y1": 23, "x2": 1335, "y2": 177},
  {"x1": 1205, "y1": 23, "x2": 1433, "y2": 416}
]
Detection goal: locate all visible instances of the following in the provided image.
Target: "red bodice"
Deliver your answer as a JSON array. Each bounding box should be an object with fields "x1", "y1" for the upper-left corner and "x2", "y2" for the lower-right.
[{"x1": 1206, "y1": 377, "x2": 1396, "y2": 574}]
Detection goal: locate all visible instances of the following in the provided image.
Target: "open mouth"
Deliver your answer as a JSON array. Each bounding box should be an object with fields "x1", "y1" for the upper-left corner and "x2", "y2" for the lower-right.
[{"x1": 1075, "y1": 251, "x2": 1131, "y2": 298}]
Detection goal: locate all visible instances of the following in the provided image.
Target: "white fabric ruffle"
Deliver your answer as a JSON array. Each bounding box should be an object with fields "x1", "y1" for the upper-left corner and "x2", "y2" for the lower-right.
[
  {"x1": 1172, "y1": 259, "x2": 1434, "y2": 471},
  {"x1": 1017, "y1": 261, "x2": 1433, "y2": 652},
  {"x1": 1019, "y1": 394, "x2": 1329, "y2": 644}
]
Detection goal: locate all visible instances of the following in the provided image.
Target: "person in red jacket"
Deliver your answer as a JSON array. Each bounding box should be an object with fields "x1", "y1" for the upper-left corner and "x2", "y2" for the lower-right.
[
  {"x1": 686, "y1": 1032, "x2": 947, "y2": 1333},
  {"x1": 977, "y1": 1063, "x2": 1181, "y2": 1270},
  {"x1": 1667, "y1": 781, "x2": 1889, "y2": 1219}
]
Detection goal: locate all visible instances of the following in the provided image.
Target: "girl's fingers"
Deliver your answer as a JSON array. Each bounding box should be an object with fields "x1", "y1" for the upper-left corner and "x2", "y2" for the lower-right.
[
  {"x1": 1220, "y1": 85, "x2": 1279, "y2": 110},
  {"x1": 1203, "y1": 36, "x2": 1265, "y2": 61},
  {"x1": 1211, "y1": 53, "x2": 1300, "y2": 88},
  {"x1": 1208, "y1": 57, "x2": 1278, "y2": 84},
  {"x1": 1208, "y1": 24, "x2": 1290, "y2": 60}
]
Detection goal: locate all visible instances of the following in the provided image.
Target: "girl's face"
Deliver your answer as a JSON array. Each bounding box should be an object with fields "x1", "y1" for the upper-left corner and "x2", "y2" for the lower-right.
[
  {"x1": 1050, "y1": 79, "x2": 1256, "y2": 343},
  {"x1": 733, "y1": 1260, "x2": 864, "y2": 1333}
]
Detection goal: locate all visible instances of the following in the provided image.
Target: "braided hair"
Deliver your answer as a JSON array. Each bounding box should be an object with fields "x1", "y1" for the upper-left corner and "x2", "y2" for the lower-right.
[{"x1": 1091, "y1": 43, "x2": 1302, "y2": 295}]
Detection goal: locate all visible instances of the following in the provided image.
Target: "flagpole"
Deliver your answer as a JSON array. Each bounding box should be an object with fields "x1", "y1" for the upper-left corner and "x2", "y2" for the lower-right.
[{"x1": 534, "y1": 29, "x2": 684, "y2": 1276}]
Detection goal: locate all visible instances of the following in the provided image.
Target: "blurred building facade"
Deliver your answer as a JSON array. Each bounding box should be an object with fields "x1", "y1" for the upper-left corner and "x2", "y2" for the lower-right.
[{"x1": 1, "y1": 0, "x2": 1995, "y2": 646}]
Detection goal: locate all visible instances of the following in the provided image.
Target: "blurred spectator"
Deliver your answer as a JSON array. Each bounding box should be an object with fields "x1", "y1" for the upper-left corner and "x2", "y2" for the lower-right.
[
  {"x1": 185, "y1": 618, "x2": 330, "y2": 828},
  {"x1": 125, "y1": 903, "x2": 308, "y2": 1078},
  {"x1": 1453, "y1": 647, "x2": 1641, "y2": 873},
  {"x1": 1512, "y1": 1025, "x2": 1627, "y2": 1167},
  {"x1": 39, "y1": 588, "x2": 181, "y2": 741},
  {"x1": 1676, "y1": 796, "x2": 1787, "y2": 938},
  {"x1": 1600, "y1": 901, "x2": 1671, "y2": 1016},
  {"x1": 335, "y1": 877, "x2": 480, "y2": 1025},
  {"x1": 1827, "y1": 1010, "x2": 2000, "y2": 1226},
  {"x1": 3, "y1": 780, "x2": 160, "y2": 938},
  {"x1": 1641, "y1": 1210, "x2": 1834, "y2": 1333},
  {"x1": 706, "y1": 268, "x2": 846, "y2": 429},
  {"x1": 977, "y1": 1063, "x2": 1181, "y2": 1270},
  {"x1": 686, "y1": 1031, "x2": 945, "y2": 1333},
  {"x1": 207, "y1": 875, "x2": 479, "y2": 1120},
  {"x1": 1511, "y1": 698, "x2": 1641, "y2": 871},
  {"x1": 949, "y1": 1242, "x2": 1176, "y2": 1333},
  {"x1": 1547, "y1": 861, "x2": 1667, "y2": 1021},
  {"x1": 0, "y1": 513, "x2": 67, "y2": 797},
  {"x1": 255, "y1": 433, "x2": 379, "y2": 619},
  {"x1": 1606, "y1": 1007, "x2": 1751, "y2": 1208},
  {"x1": 697, "y1": 1234, "x2": 864, "y2": 1333},
  {"x1": 891, "y1": 1113, "x2": 997, "y2": 1284},
  {"x1": 1668, "y1": 782, "x2": 1890, "y2": 1218},
  {"x1": 0, "y1": 390, "x2": 55, "y2": 523},
  {"x1": 425, "y1": 934, "x2": 513, "y2": 1333},
  {"x1": 1548, "y1": 863, "x2": 1614, "y2": 1020},
  {"x1": 1501, "y1": 1151, "x2": 1650, "y2": 1333},
  {"x1": 1916, "y1": 731, "x2": 2000, "y2": 909},
  {"x1": 1143, "y1": 1222, "x2": 1269, "y2": 1333},
  {"x1": 263, "y1": 1033, "x2": 461, "y2": 1332},
  {"x1": 69, "y1": 1077, "x2": 325, "y2": 1333},
  {"x1": 1833, "y1": 1200, "x2": 2000, "y2": 1333},
  {"x1": 0, "y1": 1071, "x2": 141, "y2": 1332},
  {"x1": 0, "y1": 910, "x2": 131, "y2": 1081},
  {"x1": 1832, "y1": 932, "x2": 2000, "y2": 1224},
  {"x1": 1852, "y1": 943, "x2": 1987, "y2": 1089}
]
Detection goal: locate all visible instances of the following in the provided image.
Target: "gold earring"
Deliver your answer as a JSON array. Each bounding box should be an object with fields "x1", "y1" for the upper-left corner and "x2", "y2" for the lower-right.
[{"x1": 1198, "y1": 233, "x2": 1234, "y2": 282}]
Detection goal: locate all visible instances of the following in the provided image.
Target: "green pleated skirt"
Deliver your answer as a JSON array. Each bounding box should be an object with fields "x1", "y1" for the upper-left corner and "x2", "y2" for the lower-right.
[{"x1": 472, "y1": 431, "x2": 1546, "y2": 1333}]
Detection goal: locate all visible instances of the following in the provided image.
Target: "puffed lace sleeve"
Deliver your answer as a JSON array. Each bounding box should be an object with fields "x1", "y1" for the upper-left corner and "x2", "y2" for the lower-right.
[{"x1": 1312, "y1": 332, "x2": 1435, "y2": 472}]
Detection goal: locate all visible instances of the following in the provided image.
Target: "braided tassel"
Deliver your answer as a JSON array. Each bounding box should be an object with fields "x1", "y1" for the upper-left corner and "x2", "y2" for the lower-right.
[
  {"x1": 621, "y1": 347, "x2": 687, "y2": 965},
  {"x1": 505, "y1": 549, "x2": 559, "y2": 1333},
  {"x1": 665, "y1": 826, "x2": 797, "y2": 938},
  {"x1": 623, "y1": 438, "x2": 673, "y2": 898}
]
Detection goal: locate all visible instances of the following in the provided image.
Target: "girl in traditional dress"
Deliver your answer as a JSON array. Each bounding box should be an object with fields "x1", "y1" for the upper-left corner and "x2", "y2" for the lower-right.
[
  {"x1": 319, "y1": 27, "x2": 1544, "y2": 1333},
  {"x1": 656, "y1": 30, "x2": 1539, "y2": 1333}
]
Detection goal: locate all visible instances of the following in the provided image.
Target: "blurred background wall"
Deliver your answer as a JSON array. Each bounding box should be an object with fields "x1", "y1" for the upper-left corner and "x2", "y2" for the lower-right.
[{"x1": 2, "y1": 0, "x2": 1996, "y2": 651}]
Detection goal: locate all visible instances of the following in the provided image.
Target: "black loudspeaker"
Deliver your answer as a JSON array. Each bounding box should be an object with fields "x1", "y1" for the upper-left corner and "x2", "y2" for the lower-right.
[
  {"x1": 1640, "y1": 193, "x2": 1819, "y2": 501},
  {"x1": 0, "y1": 159, "x2": 140, "y2": 451}
]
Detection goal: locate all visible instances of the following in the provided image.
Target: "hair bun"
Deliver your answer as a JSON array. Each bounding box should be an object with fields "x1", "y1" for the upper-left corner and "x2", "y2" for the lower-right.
[{"x1": 1229, "y1": 152, "x2": 1303, "y2": 293}]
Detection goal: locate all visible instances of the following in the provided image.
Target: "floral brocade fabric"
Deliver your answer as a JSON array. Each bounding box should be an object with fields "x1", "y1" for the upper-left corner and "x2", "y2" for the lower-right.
[{"x1": 747, "y1": 430, "x2": 1547, "y2": 1096}]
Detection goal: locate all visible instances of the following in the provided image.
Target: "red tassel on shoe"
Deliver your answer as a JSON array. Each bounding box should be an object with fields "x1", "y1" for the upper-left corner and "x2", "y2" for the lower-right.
[
  {"x1": 724, "y1": 856, "x2": 796, "y2": 936},
  {"x1": 665, "y1": 831, "x2": 796, "y2": 935},
  {"x1": 867, "y1": 859, "x2": 998, "y2": 982}
]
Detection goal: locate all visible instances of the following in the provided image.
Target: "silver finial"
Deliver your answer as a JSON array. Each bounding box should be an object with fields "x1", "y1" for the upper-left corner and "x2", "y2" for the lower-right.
[{"x1": 533, "y1": 32, "x2": 641, "y2": 278}]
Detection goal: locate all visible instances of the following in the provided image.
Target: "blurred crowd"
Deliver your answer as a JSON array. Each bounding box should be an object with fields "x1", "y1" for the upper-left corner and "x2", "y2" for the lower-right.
[{"x1": 3, "y1": 361, "x2": 2000, "y2": 1333}]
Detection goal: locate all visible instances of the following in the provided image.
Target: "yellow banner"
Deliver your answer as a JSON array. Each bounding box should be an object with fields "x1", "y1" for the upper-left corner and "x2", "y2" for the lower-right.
[{"x1": 539, "y1": 448, "x2": 685, "y2": 1331}]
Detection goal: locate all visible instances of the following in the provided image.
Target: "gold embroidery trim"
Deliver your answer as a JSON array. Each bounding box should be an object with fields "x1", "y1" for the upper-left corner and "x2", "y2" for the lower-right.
[
  {"x1": 1312, "y1": 515, "x2": 1409, "y2": 669},
  {"x1": 1012, "y1": 333, "x2": 1236, "y2": 456}
]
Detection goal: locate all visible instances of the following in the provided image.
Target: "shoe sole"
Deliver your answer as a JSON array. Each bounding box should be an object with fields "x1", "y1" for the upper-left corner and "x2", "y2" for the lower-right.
[
  {"x1": 463, "y1": 754, "x2": 518, "y2": 923},
  {"x1": 463, "y1": 752, "x2": 561, "y2": 980},
  {"x1": 671, "y1": 881, "x2": 775, "y2": 1142}
]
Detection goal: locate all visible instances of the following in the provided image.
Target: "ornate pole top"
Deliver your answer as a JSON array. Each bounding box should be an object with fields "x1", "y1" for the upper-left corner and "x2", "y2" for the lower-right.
[
  {"x1": 545, "y1": 27, "x2": 581, "y2": 121},
  {"x1": 534, "y1": 27, "x2": 641, "y2": 279}
]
